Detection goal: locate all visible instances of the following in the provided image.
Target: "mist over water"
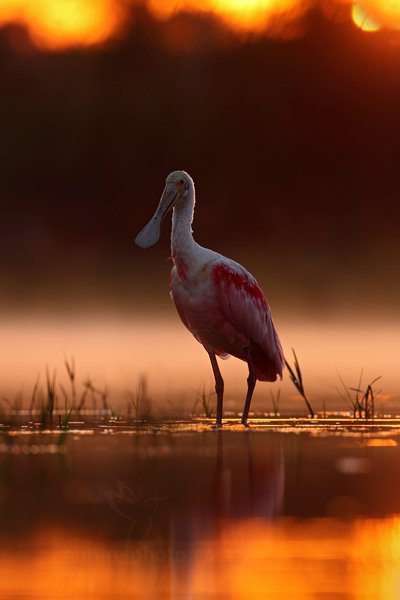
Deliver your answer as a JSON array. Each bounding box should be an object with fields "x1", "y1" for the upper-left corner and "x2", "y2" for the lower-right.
[{"x1": 1, "y1": 311, "x2": 399, "y2": 415}]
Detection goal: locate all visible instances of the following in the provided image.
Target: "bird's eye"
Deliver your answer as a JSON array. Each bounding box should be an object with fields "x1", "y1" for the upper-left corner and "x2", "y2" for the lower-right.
[{"x1": 176, "y1": 178, "x2": 186, "y2": 192}]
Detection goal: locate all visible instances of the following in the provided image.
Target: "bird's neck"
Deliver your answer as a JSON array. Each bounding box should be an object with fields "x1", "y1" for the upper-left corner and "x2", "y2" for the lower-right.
[{"x1": 171, "y1": 187, "x2": 196, "y2": 260}]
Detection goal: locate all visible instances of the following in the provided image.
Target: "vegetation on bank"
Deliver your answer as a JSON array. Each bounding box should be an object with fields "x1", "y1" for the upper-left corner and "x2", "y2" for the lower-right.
[{"x1": 0, "y1": 350, "x2": 385, "y2": 429}]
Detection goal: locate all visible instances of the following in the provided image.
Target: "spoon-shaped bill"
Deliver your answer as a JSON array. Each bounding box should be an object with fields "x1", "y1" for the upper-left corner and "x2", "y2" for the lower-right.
[
  {"x1": 135, "y1": 216, "x2": 162, "y2": 248},
  {"x1": 135, "y1": 183, "x2": 177, "y2": 249}
]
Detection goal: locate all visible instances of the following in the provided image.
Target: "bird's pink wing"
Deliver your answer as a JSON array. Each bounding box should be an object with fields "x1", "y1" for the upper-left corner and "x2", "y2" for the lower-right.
[{"x1": 212, "y1": 263, "x2": 284, "y2": 378}]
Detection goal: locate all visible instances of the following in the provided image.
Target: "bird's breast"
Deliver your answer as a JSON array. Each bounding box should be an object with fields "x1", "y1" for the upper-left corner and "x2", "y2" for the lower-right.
[
  {"x1": 171, "y1": 261, "x2": 216, "y2": 311},
  {"x1": 171, "y1": 256, "x2": 211, "y2": 287}
]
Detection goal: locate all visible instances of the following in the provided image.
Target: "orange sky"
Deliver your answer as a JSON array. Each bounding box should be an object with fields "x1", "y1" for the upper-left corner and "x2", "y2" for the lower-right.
[{"x1": 0, "y1": 0, "x2": 399, "y2": 50}]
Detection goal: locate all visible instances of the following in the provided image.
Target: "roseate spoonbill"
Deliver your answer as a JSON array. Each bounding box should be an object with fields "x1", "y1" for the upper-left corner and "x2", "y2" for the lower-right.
[{"x1": 135, "y1": 171, "x2": 284, "y2": 426}]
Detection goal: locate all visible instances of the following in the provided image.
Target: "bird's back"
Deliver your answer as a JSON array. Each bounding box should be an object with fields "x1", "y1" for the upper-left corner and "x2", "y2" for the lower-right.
[
  {"x1": 211, "y1": 260, "x2": 284, "y2": 381},
  {"x1": 170, "y1": 247, "x2": 284, "y2": 381}
]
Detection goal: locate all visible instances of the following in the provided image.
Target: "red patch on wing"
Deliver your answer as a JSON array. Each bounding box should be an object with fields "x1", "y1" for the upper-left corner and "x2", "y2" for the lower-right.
[{"x1": 213, "y1": 264, "x2": 266, "y2": 304}]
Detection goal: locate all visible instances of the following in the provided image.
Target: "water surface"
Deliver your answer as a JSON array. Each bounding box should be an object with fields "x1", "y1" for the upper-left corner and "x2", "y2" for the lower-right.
[{"x1": 1, "y1": 423, "x2": 400, "y2": 598}]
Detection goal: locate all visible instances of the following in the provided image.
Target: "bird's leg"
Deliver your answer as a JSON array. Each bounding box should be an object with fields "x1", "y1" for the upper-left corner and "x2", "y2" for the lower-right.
[
  {"x1": 241, "y1": 351, "x2": 257, "y2": 427},
  {"x1": 208, "y1": 352, "x2": 224, "y2": 427}
]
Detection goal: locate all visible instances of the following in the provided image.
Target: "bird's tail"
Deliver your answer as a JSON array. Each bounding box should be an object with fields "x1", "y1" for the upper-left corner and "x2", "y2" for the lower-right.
[{"x1": 249, "y1": 340, "x2": 284, "y2": 382}]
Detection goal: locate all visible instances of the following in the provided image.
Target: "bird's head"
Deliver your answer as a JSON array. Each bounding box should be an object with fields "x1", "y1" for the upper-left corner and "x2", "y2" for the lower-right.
[{"x1": 135, "y1": 170, "x2": 193, "y2": 249}]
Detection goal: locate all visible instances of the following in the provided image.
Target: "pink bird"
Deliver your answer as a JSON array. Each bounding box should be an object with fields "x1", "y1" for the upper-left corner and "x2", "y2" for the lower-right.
[{"x1": 135, "y1": 170, "x2": 284, "y2": 426}]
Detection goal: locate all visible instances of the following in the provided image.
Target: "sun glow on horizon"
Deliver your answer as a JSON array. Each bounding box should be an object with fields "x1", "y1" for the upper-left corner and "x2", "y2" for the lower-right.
[
  {"x1": 352, "y1": 3, "x2": 382, "y2": 30},
  {"x1": 0, "y1": 0, "x2": 125, "y2": 50},
  {"x1": 149, "y1": 0, "x2": 309, "y2": 34},
  {"x1": 353, "y1": 0, "x2": 400, "y2": 30},
  {"x1": 0, "y1": 0, "x2": 400, "y2": 50}
]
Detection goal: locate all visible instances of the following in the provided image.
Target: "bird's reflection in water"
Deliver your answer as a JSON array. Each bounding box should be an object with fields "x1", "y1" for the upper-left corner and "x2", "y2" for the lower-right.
[{"x1": 167, "y1": 432, "x2": 285, "y2": 591}]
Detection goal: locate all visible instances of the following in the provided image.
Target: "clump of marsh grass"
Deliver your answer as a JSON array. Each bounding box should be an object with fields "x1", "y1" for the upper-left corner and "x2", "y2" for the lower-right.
[
  {"x1": 201, "y1": 388, "x2": 213, "y2": 418},
  {"x1": 31, "y1": 369, "x2": 57, "y2": 429},
  {"x1": 127, "y1": 374, "x2": 152, "y2": 422},
  {"x1": 192, "y1": 385, "x2": 214, "y2": 419},
  {"x1": 336, "y1": 369, "x2": 382, "y2": 420},
  {"x1": 285, "y1": 349, "x2": 315, "y2": 418},
  {"x1": 83, "y1": 377, "x2": 110, "y2": 413},
  {"x1": 0, "y1": 356, "x2": 114, "y2": 429},
  {"x1": 59, "y1": 357, "x2": 91, "y2": 425},
  {"x1": 45, "y1": 357, "x2": 88, "y2": 429},
  {"x1": 270, "y1": 388, "x2": 281, "y2": 417},
  {"x1": 1, "y1": 389, "x2": 24, "y2": 421},
  {"x1": 63, "y1": 355, "x2": 77, "y2": 407},
  {"x1": 29, "y1": 374, "x2": 41, "y2": 416},
  {"x1": 42, "y1": 359, "x2": 112, "y2": 428},
  {"x1": 59, "y1": 358, "x2": 75, "y2": 428},
  {"x1": 39, "y1": 367, "x2": 57, "y2": 429}
]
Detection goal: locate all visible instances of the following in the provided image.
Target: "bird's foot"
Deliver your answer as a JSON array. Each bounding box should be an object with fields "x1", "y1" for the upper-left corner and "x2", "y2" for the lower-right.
[
  {"x1": 213, "y1": 420, "x2": 223, "y2": 429},
  {"x1": 241, "y1": 419, "x2": 250, "y2": 428}
]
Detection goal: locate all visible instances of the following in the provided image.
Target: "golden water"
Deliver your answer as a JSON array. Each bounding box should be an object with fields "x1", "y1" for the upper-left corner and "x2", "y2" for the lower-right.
[{"x1": 1, "y1": 425, "x2": 400, "y2": 598}]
